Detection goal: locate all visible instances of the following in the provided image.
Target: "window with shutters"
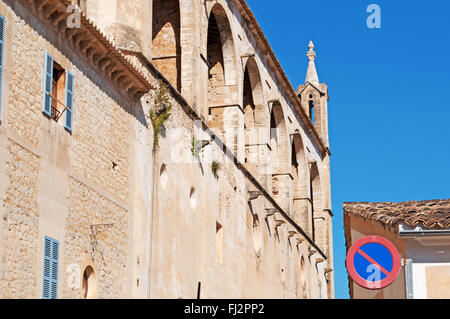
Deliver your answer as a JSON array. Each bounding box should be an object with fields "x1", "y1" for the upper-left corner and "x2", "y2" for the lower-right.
[
  {"x1": 0, "y1": 15, "x2": 5, "y2": 121},
  {"x1": 42, "y1": 236, "x2": 60, "y2": 299},
  {"x1": 43, "y1": 53, "x2": 74, "y2": 132}
]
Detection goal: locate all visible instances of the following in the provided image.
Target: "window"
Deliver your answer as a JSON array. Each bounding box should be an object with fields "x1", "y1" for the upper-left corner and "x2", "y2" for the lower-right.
[
  {"x1": 309, "y1": 100, "x2": 315, "y2": 125},
  {"x1": 82, "y1": 266, "x2": 96, "y2": 299},
  {"x1": 0, "y1": 15, "x2": 5, "y2": 121},
  {"x1": 42, "y1": 236, "x2": 59, "y2": 299},
  {"x1": 43, "y1": 53, "x2": 74, "y2": 132}
]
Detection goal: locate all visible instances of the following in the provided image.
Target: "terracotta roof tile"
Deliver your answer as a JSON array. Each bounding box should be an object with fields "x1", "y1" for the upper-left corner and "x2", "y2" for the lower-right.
[{"x1": 343, "y1": 199, "x2": 450, "y2": 229}]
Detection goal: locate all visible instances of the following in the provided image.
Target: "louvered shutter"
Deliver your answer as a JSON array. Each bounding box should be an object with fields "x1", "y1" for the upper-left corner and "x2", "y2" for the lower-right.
[
  {"x1": 0, "y1": 16, "x2": 5, "y2": 120},
  {"x1": 64, "y1": 72, "x2": 74, "y2": 132},
  {"x1": 42, "y1": 236, "x2": 59, "y2": 299},
  {"x1": 42, "y1": 237, "x2": 51, "y2": 299},
  {"x1": 43, "y1": 54, "x2": 53, "y2": 116}
]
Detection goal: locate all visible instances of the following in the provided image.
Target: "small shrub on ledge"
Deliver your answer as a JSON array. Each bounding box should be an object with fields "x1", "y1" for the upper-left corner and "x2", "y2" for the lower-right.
[{"x1": 150, "y1": 80, "x2": 173, "y2": 148}]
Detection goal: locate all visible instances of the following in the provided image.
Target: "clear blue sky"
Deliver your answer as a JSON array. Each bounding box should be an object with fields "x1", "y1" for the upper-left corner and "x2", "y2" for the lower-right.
[{"x1": 246, "y1": 0, "x2": 450, "y2": 299}]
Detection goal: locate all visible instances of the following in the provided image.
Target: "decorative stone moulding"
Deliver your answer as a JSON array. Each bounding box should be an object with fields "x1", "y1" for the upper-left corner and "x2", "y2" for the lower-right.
[
  {"x1": 273, "y1": 212, "x2": 284, "y2": 220},
  {"x1": 240, "y1": 52, "x2": 256, "y2": 58},
  {"x1": 288, "y1": 231, "x2": 297, "y2": 238},
  {"x1": 268, "y1": 98, "x2": 281, "y2": 107},
  {"x1": 248, "y1": 191, "x2": 262, "y2": 201},
  {"x1": 296, "y1": 237, "x2": 305, "y2": 245},
  {"x1": 315, "y1": 258, "x2": 325, "y2": 264},
  {"x1": 324, "y1": 268, "x2": 333, "y2": 274},
  {"x1": 274, "y1": 219, "x2": 286, "y2": 227},
  {"x1": 23, "y1": 0, "x2": 153, "y2": 100},
  {"x1": 308, "y1": 247, "x2": 317, "y2": 257},
  {"x1": 264, "y1": 208, "x2": 277, "y2": 217}
]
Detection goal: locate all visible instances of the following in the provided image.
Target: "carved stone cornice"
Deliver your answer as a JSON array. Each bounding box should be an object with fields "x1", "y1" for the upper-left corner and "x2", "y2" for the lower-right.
[{"x1": 21, "y1": 0, "x2": 153, "y2": 100}]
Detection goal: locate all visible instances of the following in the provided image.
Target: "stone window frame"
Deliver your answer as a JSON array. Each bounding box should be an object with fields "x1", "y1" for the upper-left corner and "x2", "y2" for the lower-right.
[
  {"x1": 80, "y1": 258, "x2": 98, "y2": 299},
  {"x1": 42, "y1": 46, "x2": 75, "y2": 131}
]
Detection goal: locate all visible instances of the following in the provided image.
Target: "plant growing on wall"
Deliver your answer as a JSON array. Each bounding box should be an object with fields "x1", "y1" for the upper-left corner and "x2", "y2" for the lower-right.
[
  {"x1": 150, "y1": 80, "x2": 173, "y2": 148},
  {"x1": 191, "y1": 135, "x2": 203, "y2": 157},
  {"x1": 211, "y1": 160, "x2": 221, "y2": 178}
]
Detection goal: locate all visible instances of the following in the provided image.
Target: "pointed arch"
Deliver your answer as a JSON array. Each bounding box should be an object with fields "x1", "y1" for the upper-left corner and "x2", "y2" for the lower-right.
[
  {"x1": 207, "y1": 4, "x2": 242, "y2": 159},
  {"x1": 291, "y1": 133, "x2": 309, "y2": 228},
  {"x1": 310, "y1": 162, "x2": 322, "y2": 242},
  {"x1": 207, "y1": 4, "x2": 238, "y2": 88},
  {"x1": 243, "y1": 57, "x2": 269, "y2": 183},
  {"x1": 152, "y1": 0, "x2": 181, "y2": 91},
  {"x1": 270, "y1": 102, "x2": 289, "y2": 175}
]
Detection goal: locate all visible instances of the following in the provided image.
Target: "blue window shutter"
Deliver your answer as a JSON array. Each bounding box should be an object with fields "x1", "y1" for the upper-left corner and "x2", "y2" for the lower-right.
[
  {"x1": 0, "y1": 16, "x2": 5, "y2": 121},
  {"x1": 42, "y1": 237, "x2": 51, "y2": 299},
  {"x1": 43, "y1": 54, "x2": 53, "y2": 116},
  {"x1": 64, "y1": 71, "x2": 74, "y2": 132},
  {"x1": 42, "y1": 236, "x2": 59, "y2": 299}
]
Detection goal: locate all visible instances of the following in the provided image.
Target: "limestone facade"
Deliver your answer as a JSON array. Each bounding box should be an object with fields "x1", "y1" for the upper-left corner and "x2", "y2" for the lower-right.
[{"x1": 0, "y1": 0, "x2": 334, "y2": 299}]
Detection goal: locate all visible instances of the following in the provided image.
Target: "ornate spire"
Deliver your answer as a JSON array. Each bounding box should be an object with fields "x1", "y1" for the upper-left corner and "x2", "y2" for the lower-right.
[{"x1": 305, "y1": 41, "x2": 319, "y2": 85}]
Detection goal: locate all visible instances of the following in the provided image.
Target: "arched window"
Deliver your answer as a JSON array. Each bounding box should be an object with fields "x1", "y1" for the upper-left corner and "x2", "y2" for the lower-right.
[
  {"x1": 309, "y1": 100, "x2": 315, "y2": 125},
  {"x1": 243, "y1": 58, "x2": 268, "y2": 183},
  {"x1": 310, "y1": 163, "x2": 322, "y2": 242},
  {"x1": 270, "y1": 103, "x2": 289, "y2": 174},
  {"x1": 82, "y1": 265, "x2": 96, "y2": 299},
  {"x1": 291, "y1": 134, "x2": 309, "y2": 228},
  {"x1": 206, "y1": 4, "x2": 240, "y2": 157},
  {"x1": 152, "y1": 0, "x2": 181, "y2": 91}
]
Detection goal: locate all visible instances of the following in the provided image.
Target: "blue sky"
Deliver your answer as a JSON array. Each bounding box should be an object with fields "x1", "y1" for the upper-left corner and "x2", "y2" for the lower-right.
[{"x1": 246, "y1": 0, "x2": 450, "y2": 299}]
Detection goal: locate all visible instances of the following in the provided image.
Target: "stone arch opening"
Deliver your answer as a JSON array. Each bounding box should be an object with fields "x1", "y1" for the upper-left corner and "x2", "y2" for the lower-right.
[
  {"x1": 310, "y1": 162, "x2": 322, "y2": 242},
  {"x1": 243, "y1": 57, "x2": 268, "y2": 182},
  {"x1": 207, "y1": 4, "x2": 237, "y2": 90},
  {"x1": 305, "y1": 91, "x2": 321, "y2": 130},
  {"x1": 270, "y1": 103, "x2": 289, "y2": 175},
  {"x1": 270, "y1": 103, "x2": 291, "y2": 212},
  {"x1": 152, "y1": 0, "x2": 181, "y2": 91},
  {"x1": 291, "y1": 134, "x2": 309, "y2": 229},
  {"x1": 82, "y1": 265, "x2": 97, "y2": 299},
  {"x1": 309, "y1": 100, "x2": 315, "y2": 125},
  {"x1": 206, "y1": 4, "x2": 241, "y2": 158}
]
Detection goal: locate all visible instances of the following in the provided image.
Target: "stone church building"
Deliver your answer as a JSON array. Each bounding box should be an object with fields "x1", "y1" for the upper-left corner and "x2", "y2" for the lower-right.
[{"x1": 0, "y1": 0, "x2": 334, "y2": 298}]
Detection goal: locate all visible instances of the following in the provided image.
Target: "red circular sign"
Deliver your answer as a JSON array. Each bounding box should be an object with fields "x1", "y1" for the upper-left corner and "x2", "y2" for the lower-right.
[{"x1": 346, "y1": 235, "x2": 401, "y2": 290}]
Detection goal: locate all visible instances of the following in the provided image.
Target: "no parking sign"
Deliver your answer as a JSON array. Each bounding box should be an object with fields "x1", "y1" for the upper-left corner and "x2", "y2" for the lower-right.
[{"x1": 346, "y1": 236, "x2": 401, "y2": 290}]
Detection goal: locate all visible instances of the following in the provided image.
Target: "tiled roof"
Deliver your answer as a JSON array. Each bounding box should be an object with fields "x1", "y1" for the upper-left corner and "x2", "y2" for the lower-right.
[{"x1": 343, "y1": 199, "x2": 450, "y2": 229}]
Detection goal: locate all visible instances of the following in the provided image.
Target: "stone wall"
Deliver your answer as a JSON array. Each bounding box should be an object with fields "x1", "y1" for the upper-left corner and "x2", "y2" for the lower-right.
[
  {"x1": 0, "y1": 0, "x2": 140, "y2": 299},
  {"x1": 62, "y1": 177, "x2": 128, "y2": 299},
  {"x1": 0, "y1": 0, "x2": 334, "y2": 299},
  {"x1": 7, "y1": 14, "x2": 44, "y2": 146},
  {"x1": 0, "y1": 142, "x2": 40, "y2": 298},
  {"x1": 68, "y1": 67, "x2": 132, "y2": 203}
]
